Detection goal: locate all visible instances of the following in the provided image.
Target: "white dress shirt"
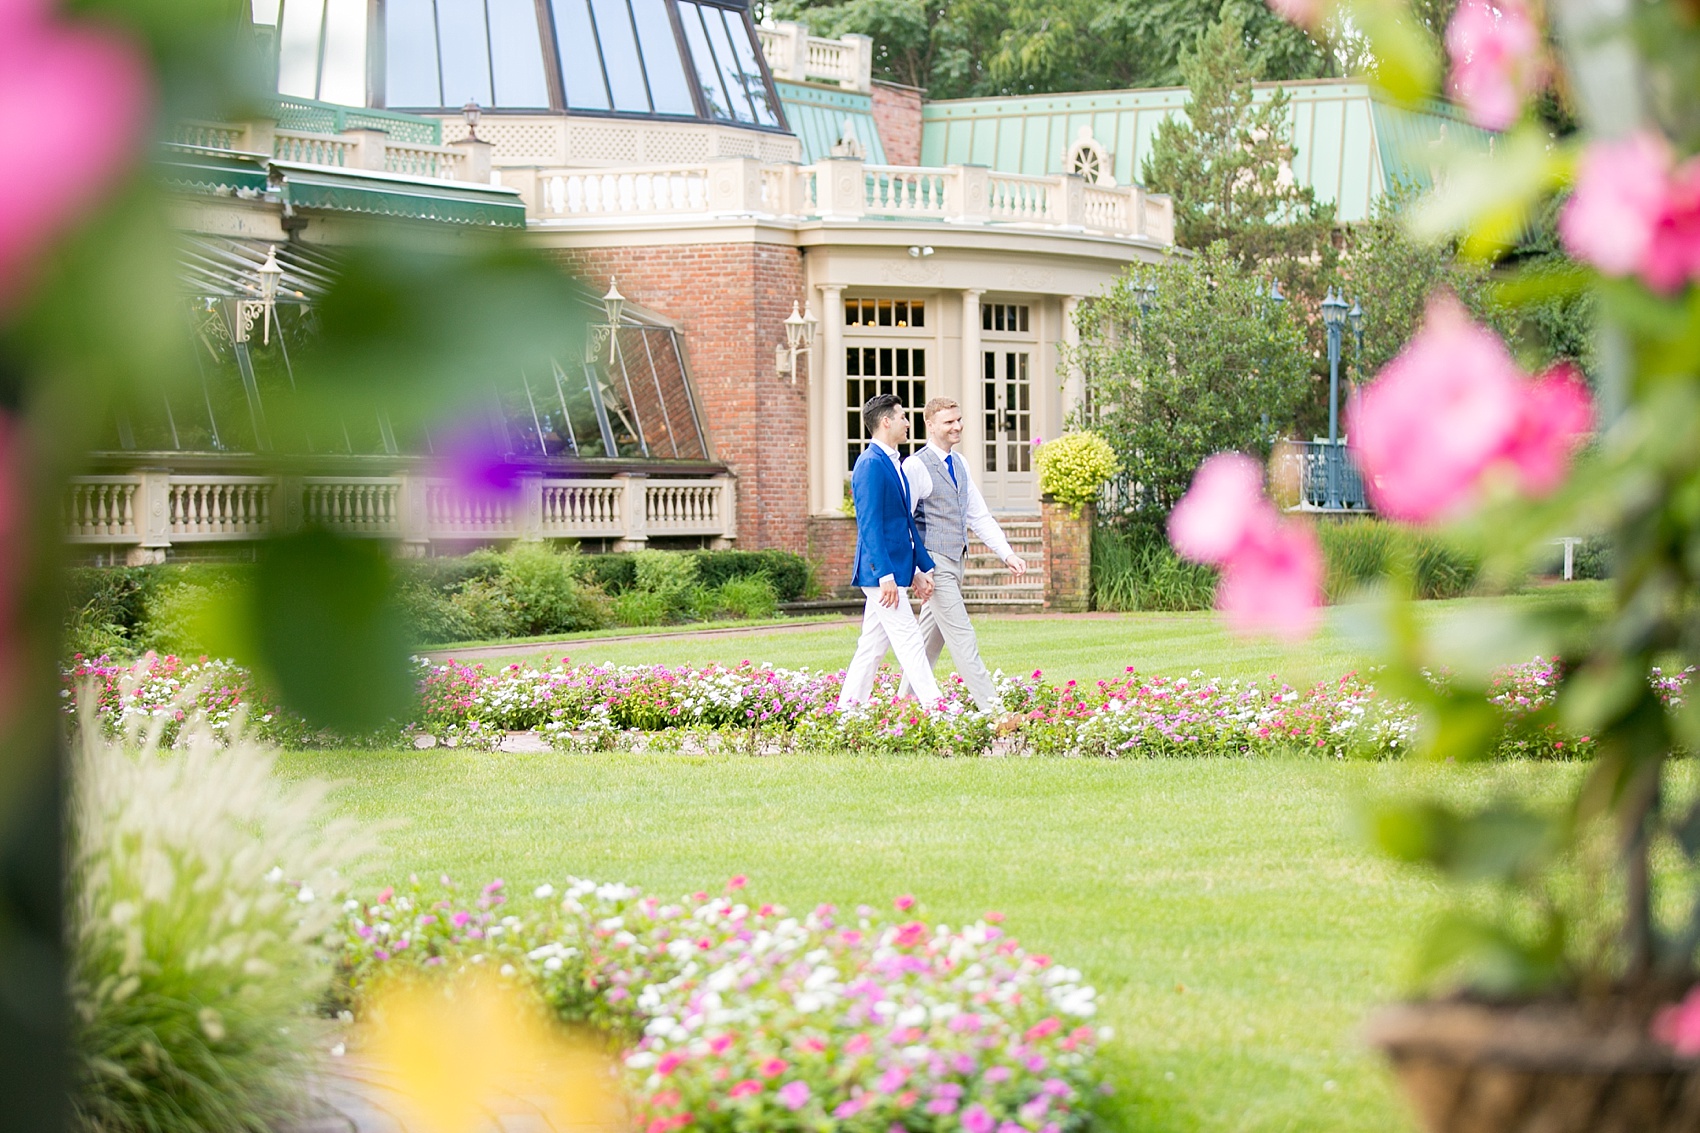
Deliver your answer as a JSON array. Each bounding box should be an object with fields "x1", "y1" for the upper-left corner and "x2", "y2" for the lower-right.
[
  {"x1": 901, "y1": 442, "x2": 1016, "y2": 562},
  {"x1": 870, "y1": 439, "x2": 912, "y2": 586}
]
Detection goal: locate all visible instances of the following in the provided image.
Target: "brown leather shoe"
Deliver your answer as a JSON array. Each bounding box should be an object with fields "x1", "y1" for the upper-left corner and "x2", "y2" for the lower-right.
[{"x1": 994, "y1": 713, "x2": 1025, "y2": 737}]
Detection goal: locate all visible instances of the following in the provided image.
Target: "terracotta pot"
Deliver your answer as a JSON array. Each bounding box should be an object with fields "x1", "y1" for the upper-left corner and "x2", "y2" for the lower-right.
[{"x1": 1368, "y1": 1000, "x2": 1700, "y2": 1133}]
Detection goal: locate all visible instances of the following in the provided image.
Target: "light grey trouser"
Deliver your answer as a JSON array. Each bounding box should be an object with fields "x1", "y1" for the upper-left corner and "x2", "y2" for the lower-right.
[{"x1": 898, "y1": 552, "x2": 1003, "y2": 714}]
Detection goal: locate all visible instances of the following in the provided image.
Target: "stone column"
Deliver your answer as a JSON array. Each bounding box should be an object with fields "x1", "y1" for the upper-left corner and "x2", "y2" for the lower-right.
[
  {"x1": 128, "y1": 470, "x2": 172, "y2": 566},
  {"x1": 960, "y1": 289, "x2": 984, "y2": 481},
  {"x1": 450, "y1": 136, "x2": 493, "y2": 183},
  {"x1": 612, "y1": 472, "x2": 648, "y2": 551},
  {"x1": 818, "y1": 284, "x2": 846, "y2": 513},
  {"x1": 1042, "y1": 498, "x2": 1093, "y2": 612},
  {"x1": 1060, "y1": 295, "x2": 1083, "y2": 424}
]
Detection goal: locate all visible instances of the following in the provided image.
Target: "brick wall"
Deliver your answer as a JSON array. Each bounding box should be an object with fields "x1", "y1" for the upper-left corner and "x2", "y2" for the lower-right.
[
  {"x1": 1041, "y1": 499, "x2": 1093, "y2": 612},
  {"x1": 553, "y1": 243, "x2": 807, "y2": 554},
  {"x1": 870, "y1": 82, "x2": 924, "y2": 167},
  {"x1": 806, "y1": 514, "x2": 858, "y2": 595}
]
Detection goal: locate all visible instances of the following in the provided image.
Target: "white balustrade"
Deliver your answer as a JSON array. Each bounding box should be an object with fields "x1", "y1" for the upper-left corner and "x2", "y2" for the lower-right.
[
  {"x1": 273, "y1": 130, "x2": 354, "y2": 167},
  {"x1": 303, "y1": 478, "x2": 403, "y2": 535},
  {"x1": 540, "y1": 480, "x2": 625, "y2": 536},
  {"x1": 1082, "y1": 184, "x2": 1132, "y2": 232},
  {"x1": 168, "y1": 477, "x2": 273, "y2": 540},
  {"x1": 987, "y1": 173, "x2": 1056, "y2": 223},
  {"x1": 424, "y1": 483, "x2": 523, "y2": 538},
  {"x1": 539, "y1": 166, "x2": 710, "y2": 217},
  {"x1": 65, "y1": 478, "x2": 141, "y2": 541},
  {"x1": 759, "y1": 22, "x2": 872, "y2": 91},
  {"x1": 383, "y1": 141, "x2": 465, "y2": 180},
  {"x1": 646, "y1": 479, "x2": 727, "y2": 536},
  {"x1": 864, "y1": 167, "x2": 949, "y2": 217},
  {"x1": 174, "y1": 121, "x2": 242, "y2": 151}
]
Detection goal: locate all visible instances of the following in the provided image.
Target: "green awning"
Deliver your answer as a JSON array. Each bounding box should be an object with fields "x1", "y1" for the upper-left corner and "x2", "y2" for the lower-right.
[
  {"x1": 273, "y1": 164, "x2": 527, "y2": 228},
  {"x1": 155, "y1": 146, "x2": 271, "y2": 197}
]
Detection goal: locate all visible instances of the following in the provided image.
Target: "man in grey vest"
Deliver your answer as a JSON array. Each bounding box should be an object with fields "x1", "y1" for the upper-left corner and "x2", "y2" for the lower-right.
[{"x1": 898, "y1": 396, "x2": 1027, "y2": 722}]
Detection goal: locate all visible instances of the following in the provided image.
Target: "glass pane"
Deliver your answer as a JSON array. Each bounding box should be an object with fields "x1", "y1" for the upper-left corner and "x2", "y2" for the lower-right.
[
  {"x1": 551, "y1": 0, "x2": 611, "y2": 110},
  {"x1": 276, "y1": 0, "x2": 326, "y2": 98},
  {"x1": 188, "y1": 303, "x2": 259, "y2": 453},
  {"x1": 629, "y1": 0, "x2": 694, "y2": 115},
  {"x1": 700, "y1": 5, "x2": 755, "y2": 122},
  {"x1": 497, "y1": 374, "x2": 548, "y2": 457},
  {"x1": 319, "y1": 0, "x2": 368, "y2": 104},
  {"x1": 488, "y1": 0, "x2": 551, "y2": 107},
  {"x1": 597, "y1": 364, "x2": 647, "y2": 457},
  {"x1": 677, "y1": 3, "x2": 729, "y2": 119},
  {"x1": 589, "y1": 0, "x2": 649, "y2": 112},
  {"x1": 718, "y1": 7, "x2": 778, "y2": 126},
  {"x1": 386, "y1": 0, "x2": 443, "y2": 106},
  {"x1": 643, "y1": 329, "x2": 707, "y2": 460},
  {"x1": 550, "y1": 360, "x2": 609, "y2": 457},
  {"x1": 438, "y1": 0, "x2": 494, "y2": 108}
]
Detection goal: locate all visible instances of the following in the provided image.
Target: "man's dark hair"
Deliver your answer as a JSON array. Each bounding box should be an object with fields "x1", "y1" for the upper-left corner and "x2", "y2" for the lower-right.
[{"x1": 862, "y1": 393, "x2": 904, "y2": 437}]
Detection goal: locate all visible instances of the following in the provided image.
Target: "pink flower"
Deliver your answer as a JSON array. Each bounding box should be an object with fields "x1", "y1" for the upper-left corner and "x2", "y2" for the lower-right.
[
  {"x1": 1024, "y1": 1017, "x2": 1062, "y2": 1042},
  {"x1": 844, "y1": 1033, "x2": 872, "y2": 1055},
  {"x1": 1445, "y1": 0, "x2": 1541, "y2": 130},
  {"x1": 776, "y1": 1080, "x2": 811, "y2": 1111},
  {"x1": 1654, "y1": 987, "x2": 1700, "y2": 1055},
  {"x1": 1641, "y1": 157, "x2": 1700, "y2": 294},
  {"x1": 1265, "y1": 0, "x2": 1325, "y2": 27},
  {"x1": 709, "y1": 1033, "x2": 735, "y2": 1055},
  {"x1": 894, "y1": 894, "x2": 916, "y2": 911},
  {"x1": 376, "y1": 886, "x2": 394, "y2": 904},
  {"x1": 833, "y1": 1095, "x2": 870, "y2": 1119},
  {"x1": 729, "y1": 1079, "x2": 763, "y2": 1099},
  {"x1": 1502, "y1": 363, "x2": 1593, "y2": 495},
  {"x1": 1560, "y1": 133, "x2": 1673, "y2": 279},
  {"x1": 656, "y1": 1052, "x2": 686, "y2": 1076},
  {"x1": 0, "y1": 0, "x2": 151, "y2": 311},
  {"x1": 727, "y1": 874, "x2": 747, "y2": 890},
  {"x1": 1217, "y1": 522, "x2": 1325, "y2": 642},
  {"x1": 1348, "y1": 295, "x2": 1525, "y2": 522},
  {"x1": 1168, "y1": 453, "x2": 1270, "y2": 565},
  {"x1": 758, "y1": 1057, "x2": 788, "y2": 1079}
]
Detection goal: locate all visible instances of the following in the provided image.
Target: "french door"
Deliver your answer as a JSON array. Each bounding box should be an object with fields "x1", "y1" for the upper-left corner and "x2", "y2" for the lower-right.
[{"x1": 981, "y1": 348, "x2": 1036, "y2": 511}]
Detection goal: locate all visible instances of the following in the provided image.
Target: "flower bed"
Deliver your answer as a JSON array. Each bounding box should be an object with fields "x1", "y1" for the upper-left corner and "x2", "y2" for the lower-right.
[
  {"x1": 64, "y1": 652, "x2": 1691, "y2": 759},
  {"x1": 336, "y1": 878, "x2": 1106, "y2": 1133}
]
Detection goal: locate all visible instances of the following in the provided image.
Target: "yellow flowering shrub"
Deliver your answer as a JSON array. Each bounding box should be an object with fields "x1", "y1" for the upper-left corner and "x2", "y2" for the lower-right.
[{"x1": 1033, "y1": 431, "x2": 1119, "y2": 517}]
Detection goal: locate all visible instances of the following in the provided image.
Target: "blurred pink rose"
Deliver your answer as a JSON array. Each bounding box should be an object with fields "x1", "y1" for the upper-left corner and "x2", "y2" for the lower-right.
[
  {"x1": 1654, "y1": 987, "x2": 1700, "y2": 1055},
  {"x1": 1218, "y1": 522, "x2": 1324, "y2": 641},
  {"x1": 1503, "y1": 363, "x2": 1593, "y2": 495},
  {"x1": 1640, "y1": 157, "x2": 1700, "y2": 294},
  {"x1": 1446, "y1": 0, "x2": 1541, "y2": 131},
  {"x1": 1265, "y1": 0, "x2": 1326, "y2": 27},
  {"x1": 1559, "y1": 133, "x2": 1675, "y2": 280},
  {"x1": 1168, "y1": 453, "x2": 1270, "y2": 566},
  {"x1": 776, "y1": 1080, "x2": 811, "y2": 1111},
  {"x1": 1347, "y1": 296, "x2": 1525, "y2": 522},
  {"x1": 0, "y1": 0, "x2": 152, "y2": 310}
]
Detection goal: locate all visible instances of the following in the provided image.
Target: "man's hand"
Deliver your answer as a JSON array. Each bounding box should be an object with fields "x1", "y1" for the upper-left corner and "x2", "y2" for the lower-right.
[
  {"x1": 1007, "y1": 554, "x2": 1028, "y2": 580},
  {"x1": 913, "y1": 571, "x2": 934, "y2": 601},
  {"x1": 879, "y1": 577, "x2": 901, "y2": 608}
]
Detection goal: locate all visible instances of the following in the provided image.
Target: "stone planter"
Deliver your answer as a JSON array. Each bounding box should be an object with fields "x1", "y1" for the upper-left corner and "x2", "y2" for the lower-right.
[{"x1": 1367, "y1": 1000, "x2": 1700, "y2": 1133}]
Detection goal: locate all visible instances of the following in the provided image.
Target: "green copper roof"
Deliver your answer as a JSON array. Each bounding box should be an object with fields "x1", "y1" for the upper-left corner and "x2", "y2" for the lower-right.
[
  {"x1": 775, "y1": 80, "x2": 887, "y2": 164},
  {"x1": 274, "y1": 164, "x2": 527, "y2": 227},
  {"x1": 155, "y1": 147, "x2": 272, "y2": 196},
  {"x1": 920, "y1": 82, "x2": 1490, "y2": 223}
]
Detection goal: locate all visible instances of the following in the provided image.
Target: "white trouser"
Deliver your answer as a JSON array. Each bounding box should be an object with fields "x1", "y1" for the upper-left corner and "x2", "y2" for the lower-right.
[
  {"x1": 836, "y1": 586, "x2": 942, "y2": 708},
  {"x1": 898, "y1": 553, "x2": 1003, "y2": 714}
]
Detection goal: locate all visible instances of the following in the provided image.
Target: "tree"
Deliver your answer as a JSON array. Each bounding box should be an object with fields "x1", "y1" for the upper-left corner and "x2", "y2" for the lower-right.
[{"x1": 1068, "y1": 244, "x2": 1311, "y2": 536}]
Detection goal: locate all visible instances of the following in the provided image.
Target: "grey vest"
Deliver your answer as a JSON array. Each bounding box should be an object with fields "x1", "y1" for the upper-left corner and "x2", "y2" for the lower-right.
[{"x1": 913, "y1": 447, "x2": 970, "y2": 561}]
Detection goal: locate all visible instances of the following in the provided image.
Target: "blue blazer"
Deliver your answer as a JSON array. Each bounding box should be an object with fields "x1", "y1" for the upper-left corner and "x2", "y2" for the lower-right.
[{"x1": 850, "y1": 446, "x2": 935, "y2": 587}]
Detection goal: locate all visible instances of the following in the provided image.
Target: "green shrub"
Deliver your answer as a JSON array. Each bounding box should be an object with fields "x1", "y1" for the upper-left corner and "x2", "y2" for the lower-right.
[
  {"x1": 134, "y1": 578, "x2": 227, "y2": 658},
  {"x1": 612, "y1": 588, "x2": 670, "y2": 627},
  {"x1": 1316, "y1": 519, "x2": 1481, "y2": 601},
  {"x1": 1091, "y1": 528, "x2": 1217, "y2": 612},
  {"x1": 574, "y1": 552, "x2": 637, "y2": 595},
  {"x1": 63, "y1": 567, "x2": 155, "y2": 658},
  {"x1": 1571, "y1": 534, "x2": 1612, "y2": 580},
  {"x1": 70, "y1": 707, "x2": 368, "y2": 1133},
  {"x1": 693, "y1": 549, "x2": 813, "y2": 602},
  {"x1": 713, "y1": 574, "x2": 779, "y2": 619},
  {"x1": 490, "y1": 543, "x2": 604, "y2": 635}
]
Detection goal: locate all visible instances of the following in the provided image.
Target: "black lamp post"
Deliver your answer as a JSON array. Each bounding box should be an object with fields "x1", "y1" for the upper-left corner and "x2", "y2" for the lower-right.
[{"x1": 1321, "y1": 288, "x2": 1349, "y2": 508}]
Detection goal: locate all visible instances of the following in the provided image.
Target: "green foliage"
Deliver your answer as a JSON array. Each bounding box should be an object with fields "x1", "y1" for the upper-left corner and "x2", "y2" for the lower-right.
[
  {"x1": 1033, "y1": 432, "x2": 1119, "y2": 516},
  {"x1": 1315, "y1": 520, "x2": 1481, "y2": 601},
  {"x1": 1091, "y1": 528, "x2": 1218, "y2": 612},
  {"x1": 770, "y1": 0, "x2": 1343, "y2": 98},
  {"x1": 1143, "y1": 15, "x2": 1337, "y2": 281},
  {"x1": 712, "y1": 575, "x2": 781, "y2": 620},
  {"x1": 612, "y1": 589, "x2": 671, "y2": 628},
  {"x1": 491, "y1": 543, "x2": 604, "y2": 636},
  {"x1": 692, "y1": 550, "x2": 814, "y2": 603},
  {"x1": 70, "y1": 713, "x2": 367, "y2": 1133},
  {"x1": 1072, "y1": 244, "x2": 1309, "y2": 531}
]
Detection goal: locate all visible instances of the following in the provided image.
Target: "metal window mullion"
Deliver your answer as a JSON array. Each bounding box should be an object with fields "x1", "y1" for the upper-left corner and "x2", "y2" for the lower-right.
[
  {"x1": 521, "y1": 368, "x2": 546, "y2": 453},
  {"x1": 710, "y1": 6, "x2": 757, "y2": 123},
  {"x1": 483, "y1": 0, "x2": 498, "y2": 106},
  {"x1": 622, "y1": 0, "x2": 655, "y2": 112},
  {"x1": 736, "y1": 4, "x2": 785, "y2": 131},
  {"x1": 615, "y1": 332, "x2": 650, "y2": 457},
  {"x1": 665, "y1": 0, "x2": 708, "y2": 118},
  {"x1": 550, "y1": 360, "x2": 581, "y2": 454},
  {"x1": 368, "y1": 0, "x2": 385, "y2": 106},
  {"x1": 639, "y1": 329, "x2": 679, "y2": 458},
  {"x1": 583, "y1": 361, "x2": 619, "y2": 458},
  {"x1": 429, "y1": 0, "x2": 445, "y2": 108},
  {"x1": 533, "y1": 0, "x2": 568, "y2": 110},
  {"x1": 580, "y1": 0, "x2": 616, "y2": 113},
  {"x1": 315, "y1": 0, "x2": 332, "y2": 99}
]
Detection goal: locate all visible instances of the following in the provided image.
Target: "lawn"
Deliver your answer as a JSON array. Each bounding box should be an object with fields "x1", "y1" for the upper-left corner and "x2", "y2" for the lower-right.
[
  {"x1": 283, "y1": 593, "x2": 1601, "y2": 1132},
  {"x1": 279, "y1": 750, "x2": 1579, "y2": 1133}
]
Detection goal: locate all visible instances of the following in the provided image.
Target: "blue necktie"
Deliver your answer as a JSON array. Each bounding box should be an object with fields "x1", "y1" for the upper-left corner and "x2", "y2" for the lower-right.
[
  {"x1": 945, "y1": 453, "x2": 958, "y2": 489},
  {"x1": 895, "y1": 454, "x2": 910, "y2": 508}
]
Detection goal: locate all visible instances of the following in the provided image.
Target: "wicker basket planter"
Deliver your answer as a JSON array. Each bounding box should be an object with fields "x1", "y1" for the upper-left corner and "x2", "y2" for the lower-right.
[{"x1": 1368, "y1": 1000, "x2": 1700, "y2": 1133}]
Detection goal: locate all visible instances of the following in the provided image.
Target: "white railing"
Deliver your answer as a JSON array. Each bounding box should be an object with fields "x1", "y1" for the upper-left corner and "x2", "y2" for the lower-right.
[
  {"x1": 273, "y1": 130, "x2": 353, "y2": 167},
  {"x1": 538, "y1": 166, "x2": 710, "y2": 217},
  {"x1": 65, "y1": 478, "x2": 141, "y2": 541},
  {"x1": 864, "y1": 167, "x2": 948, "y2": 217},
  {"x1": 168, "y1": 477, "x2": 273, "y2": 541},
  {"x1": 533, "y1": 156, "x2": 1173, "y2": 242},
  {"x1": 759, "y1": 22, "x2": 873, "y2": 92},
  {"x1": 384, "y1": 141, "x2": 465, "y2": 180},
  {"x1": 174, "y1": 121, "x2": 243, "y2": 151},
  {"x1": 646, "y1": 479, "x2": 727, "y2": 536},
  {"x1": 304, "y1": 477, "x2": 402, "y2": 536},
  {"x1": 66, "y1": 472, "x2": 736, "y2": 560}
]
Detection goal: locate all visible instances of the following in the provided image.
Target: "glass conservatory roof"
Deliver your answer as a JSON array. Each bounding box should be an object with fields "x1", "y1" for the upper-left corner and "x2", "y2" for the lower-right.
[{"x1": 260, "y1": 0, "x2": 783, "y2": 129}]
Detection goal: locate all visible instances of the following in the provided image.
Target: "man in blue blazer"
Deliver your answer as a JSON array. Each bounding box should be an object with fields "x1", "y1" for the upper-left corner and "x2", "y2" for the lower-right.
[{"x1": 836, "y1": 393, "x2": 943, "y2": 708}]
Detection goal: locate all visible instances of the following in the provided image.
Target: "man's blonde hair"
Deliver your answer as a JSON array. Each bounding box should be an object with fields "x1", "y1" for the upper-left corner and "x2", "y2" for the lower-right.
[{"x1": 923, "y1": 396, "x2": 961, "y2": 422}]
